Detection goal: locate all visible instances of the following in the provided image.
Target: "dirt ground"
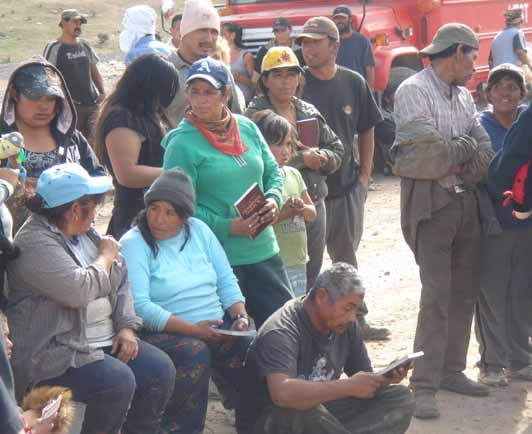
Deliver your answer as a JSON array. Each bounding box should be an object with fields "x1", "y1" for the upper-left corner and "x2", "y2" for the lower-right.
[{"x1": 3, "y1": 58, "x2": 532, "y2": 433}]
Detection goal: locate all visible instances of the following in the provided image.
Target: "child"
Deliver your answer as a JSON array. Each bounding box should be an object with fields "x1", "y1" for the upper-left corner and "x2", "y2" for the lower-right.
[{"x1": 253, "y1": 110, "x2": 316, "y2": 295}]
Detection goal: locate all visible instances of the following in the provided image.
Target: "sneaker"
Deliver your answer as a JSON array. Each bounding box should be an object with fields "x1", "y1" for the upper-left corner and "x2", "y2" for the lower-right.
[
  {"x1": 508, "y1": 365, "x2": 532, "y2": 381},
  {"x1": 440, "y1": 372, "x2": 490, "y2": 396},
  {"x1": 413, "y1": 390, "x2": 440, "y2": 419},
  {"x1": 362, "y1": 324, "x2": 391, "y2": 341},
  {"x1": 478, "y1": 368, "x2": 508, "y2": 387}
]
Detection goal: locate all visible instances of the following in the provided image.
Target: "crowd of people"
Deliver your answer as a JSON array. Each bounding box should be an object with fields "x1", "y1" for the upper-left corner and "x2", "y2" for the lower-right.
[{"x1": 1, "y1": 0, "x2": 532, "y2": 433}]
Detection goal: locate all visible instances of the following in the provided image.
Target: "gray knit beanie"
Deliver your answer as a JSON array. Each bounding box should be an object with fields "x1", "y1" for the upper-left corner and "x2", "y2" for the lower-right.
[{"x1": 144, "y1": 168, "x2": 196, "y2": 216}]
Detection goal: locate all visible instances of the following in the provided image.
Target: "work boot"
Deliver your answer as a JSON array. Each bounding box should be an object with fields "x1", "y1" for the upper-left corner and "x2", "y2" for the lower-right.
[
  {"x1": 362, "y1": 323, "x2": 391, "y2": 341},
  {"x1": 478, "y1": 368, "x2": 508, "y2": 387},
  {"x1": 440, "y1": 372, "x2": 490, "y2": 396},
  {"x1": 413, "y1": 389, "x2": 440, "y2": 419},
  {"x1": 508, "y1": 365, "x2": 532, "y2": 381}
]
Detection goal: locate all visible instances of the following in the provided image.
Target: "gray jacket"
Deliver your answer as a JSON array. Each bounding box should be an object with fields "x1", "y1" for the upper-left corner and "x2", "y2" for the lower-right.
[
  {"x1": 245, "y1": 95, "x2": 344, "y2": 203},
  {"x1": 391, "y1": 120, "x2": 496, "y2": 260},
  {"x1": 6, "y1": 214, "x2": 141, "y2": 399}
]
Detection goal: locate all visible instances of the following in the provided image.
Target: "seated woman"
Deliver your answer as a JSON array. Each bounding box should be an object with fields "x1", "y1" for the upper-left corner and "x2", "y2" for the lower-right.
[
  {"x1": 120, "y1": 168, "x2": 251, "y2": 434},
  {"x1": 0, "y1": 56, "x2": 105, "y2": 230},
  {"x1": 6, "y1": 163, "x2": 175, "y2": 434},
  {"x1": 93, "y1": 53, "x2": 179, "y2": 239}
]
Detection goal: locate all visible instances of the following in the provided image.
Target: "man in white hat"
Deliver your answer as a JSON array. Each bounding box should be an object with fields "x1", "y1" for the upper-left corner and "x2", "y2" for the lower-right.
[{"x1": 166, "y1": 0, "x2": 242, "y2": 127}]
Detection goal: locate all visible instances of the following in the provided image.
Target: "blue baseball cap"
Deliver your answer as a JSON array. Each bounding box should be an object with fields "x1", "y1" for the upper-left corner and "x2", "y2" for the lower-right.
[
  {"x1": 186, "y1": 57, "x2": 229, "y2": 89},
  {"x1": 37, "y1": 163, "x2": 112, "y2": 209}
]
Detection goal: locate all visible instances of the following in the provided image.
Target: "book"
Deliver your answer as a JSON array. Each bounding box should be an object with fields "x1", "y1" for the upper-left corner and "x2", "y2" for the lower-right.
[
  {"x1": 296, "y1": 117, "x2": 319, "y2": 148},
  {"x1": 376, "y1": 351, "x2": 424, "y2": 378},
  {"x1": 234, "y1": 182, "x2": 268, "y2": 238},
  {"x1": 216, "y1": 329, "x2": 257, "y2": 337}
]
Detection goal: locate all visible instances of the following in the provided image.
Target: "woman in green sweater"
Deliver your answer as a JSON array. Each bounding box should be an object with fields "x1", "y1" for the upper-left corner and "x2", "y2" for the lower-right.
[{"x1": 162, "y1": 57, "x2": 293, "y2": 328}]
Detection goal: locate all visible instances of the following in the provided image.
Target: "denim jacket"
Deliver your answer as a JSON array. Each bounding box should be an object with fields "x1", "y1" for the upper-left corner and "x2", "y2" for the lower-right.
[{"x1": 6, "y1": 214, "x2": 141, "y2": 399}]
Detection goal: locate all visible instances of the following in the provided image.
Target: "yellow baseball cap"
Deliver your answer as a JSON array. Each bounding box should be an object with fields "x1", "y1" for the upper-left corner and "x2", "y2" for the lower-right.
[{"x1": 261, "y1": 46, "x2": 304, "y2": 74}]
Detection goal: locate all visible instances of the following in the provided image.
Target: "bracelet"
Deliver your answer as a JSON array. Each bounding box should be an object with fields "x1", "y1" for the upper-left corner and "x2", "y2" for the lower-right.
[{"x1": 231, "y1": 314, "x2": 249, "y2": 322}]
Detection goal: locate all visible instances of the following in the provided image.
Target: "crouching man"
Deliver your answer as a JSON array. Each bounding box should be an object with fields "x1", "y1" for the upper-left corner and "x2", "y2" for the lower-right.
[{"x1": 237, "y1": 262, "x2": 414, "y2": 434}]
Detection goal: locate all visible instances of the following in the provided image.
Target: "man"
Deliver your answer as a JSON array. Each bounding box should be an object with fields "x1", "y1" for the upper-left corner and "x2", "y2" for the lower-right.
[
  {"x1": 298, "y1": 17, "x2": 389, "y2": 341},
  {"x1": 43, "y1": 9, "x2": 105, "y2": 140},
  {"x1": 392, "y1": 23, "x2": 493, "y2": 419},
  {"x1": 168, "y1": 13, "x2": 182, "y2": 50},
  {"x1": 332, "y1": 5, "x2": 375, "y2": 89},
  {"x1": 254, "y1": 18, "x2": 305, "y2": 74},
  {"x1": 166, "y1": 0, "x2": 242, "y2": 127},
  {"x1": 490, "y1": 8, "x2": 532, "y2": 71},
  {"x1": 119, "y1": 5, "x2": 173, "y2": 65},
  {"x1": 237, "y1": 263, "x2": 414, "y2": 434}
]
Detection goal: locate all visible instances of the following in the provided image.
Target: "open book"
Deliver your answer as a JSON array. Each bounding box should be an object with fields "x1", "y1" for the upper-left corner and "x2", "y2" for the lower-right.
[
  {"x1": 376, "y1": 351, "x2": 424, "y2": 378},
  {"x1": 234, "y1": 182, "x2": 268, "y2": 238}
]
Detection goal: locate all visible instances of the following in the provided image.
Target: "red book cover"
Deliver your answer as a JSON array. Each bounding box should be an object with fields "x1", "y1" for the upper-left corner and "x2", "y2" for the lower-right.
[
  {"x1": 234, "y1": 182, "x2": 268, "y2": 238},
  {"x1": 296, "y1": 117, "x2": 319, "y2": 148}
]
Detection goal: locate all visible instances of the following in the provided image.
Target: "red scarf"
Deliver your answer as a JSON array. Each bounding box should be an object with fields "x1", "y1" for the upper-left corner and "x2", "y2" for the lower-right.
[{"x1": 185, "y1": 108, "x2": 248, "y2": 156}]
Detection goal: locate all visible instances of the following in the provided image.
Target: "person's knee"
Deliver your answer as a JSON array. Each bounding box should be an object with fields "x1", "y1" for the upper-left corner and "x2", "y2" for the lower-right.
[
  {"x1": 378, "y1": 385, "x2": 415, "y2": 425},
  {"x1": 99, "y1": 360, "x2": 137, "y2": 407}
]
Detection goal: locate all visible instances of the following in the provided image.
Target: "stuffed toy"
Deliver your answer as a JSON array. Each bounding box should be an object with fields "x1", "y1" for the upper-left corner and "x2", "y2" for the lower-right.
[{"x1": 21, "y1": 386, "x2": 74, "y2": 434}]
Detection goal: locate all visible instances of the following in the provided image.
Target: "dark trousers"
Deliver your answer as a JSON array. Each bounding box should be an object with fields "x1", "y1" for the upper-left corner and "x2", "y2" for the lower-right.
[
  {"x1": 40, "y1": 339, "x2": 175, "y2": 434},
  {"x1": 233, "y1": 254, "x2": 294, "y2": 329},
  {"x1": 325, "y1": 181, "x2": 369, "y2": 323},
  {"x1": 142, "y1": 323, "x2": 251, "y2": 434},
  {"x1": 475, "y1": 227, "x2": 532, "y2": 371},
  {"x1": 75, "y1": 102, "x2": 99, "y2": 141},
  {"x1": 253, "y1": 385, "x2": 414, "y2": 434},
  {"x1": 306, "y1": 201, "x2": 326, "y2": 290},
  {"x1": 410, "y1": 191, "x2": 481, "y2": 391}
]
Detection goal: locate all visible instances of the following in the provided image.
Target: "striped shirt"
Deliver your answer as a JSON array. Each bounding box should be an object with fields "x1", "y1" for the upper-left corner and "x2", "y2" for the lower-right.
[{"x1": 394, "y1": 66, "x2": 479, "y2": 188}]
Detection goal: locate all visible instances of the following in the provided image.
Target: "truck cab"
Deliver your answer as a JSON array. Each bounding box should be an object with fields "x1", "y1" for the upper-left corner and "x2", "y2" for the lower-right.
[{"x1": 219, "y1": 0, "x2": 532, "y2": 92}]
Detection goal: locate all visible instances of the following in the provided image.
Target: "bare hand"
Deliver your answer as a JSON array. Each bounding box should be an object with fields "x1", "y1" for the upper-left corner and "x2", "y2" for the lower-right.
[
  {"x1": 231, "y1": 317, "x2": 249, "y2": 332},
  {"x1": 111, "y1": 328, "x2": 139, "y2": 363},
  {"x1": 302, "y1": 149, "x2": 326, "y2": 170},
  {"x1": 257, "y1": 198, "x2": 279, "y2": 226},
  {"x1": 0, "y1": 168, "x2": 20, "y2": 190},
  {"x1": 359, "y1": 172, "x2": 370, "y2": 193},
  {"x1": 346, "y1": 371, "x2": 388, "y2": 399},
  {"x1": 291, "y1": 197, "x2": 305, "y2": 215},
  {"x1": 384, "y1": 365, "x2": 409, "y2": 384},
  {"x1": 98, "y1": 236, "x2": 121, "y2": 261},
  {"x1": 194, "y1": 320, "x2": 223, "y2": 344},
  {"x1": 22, "y1": 409, "x2": 58, "y2": 434},
  {"x1": 24, "y1": 176, "x2": 38, "y2": 197},
  {"x1": 230, "y1": 214, "x2": 261, "y2": 237}
]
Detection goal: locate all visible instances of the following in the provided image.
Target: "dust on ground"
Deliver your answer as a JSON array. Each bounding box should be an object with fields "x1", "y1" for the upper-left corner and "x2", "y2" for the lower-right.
[{"x1": 3, "y1": 59, "x2": 532, "y2": 434}]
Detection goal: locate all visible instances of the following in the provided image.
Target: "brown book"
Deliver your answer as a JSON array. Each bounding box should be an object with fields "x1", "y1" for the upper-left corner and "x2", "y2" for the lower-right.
[
  {"x1": 296, "y1": 117, "x2": 319, "y2": 148},
  {"x1": 234, "y1": 182, "x2": 268, "y2": 238}
]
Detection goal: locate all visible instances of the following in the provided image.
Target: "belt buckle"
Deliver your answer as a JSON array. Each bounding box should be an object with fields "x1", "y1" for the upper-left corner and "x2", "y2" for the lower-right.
[{"x1": 453, "y1": 185, "x2": 466, "y2": 194}]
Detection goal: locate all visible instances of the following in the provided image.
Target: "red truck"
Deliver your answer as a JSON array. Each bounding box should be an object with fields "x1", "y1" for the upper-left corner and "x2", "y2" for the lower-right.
[{"x1": 219, "y1": 0, "x2": 532, "y2": 93}]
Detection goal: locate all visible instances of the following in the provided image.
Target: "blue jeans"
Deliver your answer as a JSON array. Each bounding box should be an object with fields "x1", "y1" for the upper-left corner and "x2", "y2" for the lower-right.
[
  {"x1": 285, "y1": 264, "x2": 308, "y2": 296},
  {"x1": 39, "y1": 339, "x2": 175, "y2": 434},
  {"x1": 142, "y1": 317, "x2": 251, "y2": 434}
]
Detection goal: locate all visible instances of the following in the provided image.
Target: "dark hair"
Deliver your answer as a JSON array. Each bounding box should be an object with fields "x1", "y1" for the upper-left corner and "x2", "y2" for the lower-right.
[
  {"x1": 93, "y1": 54, "x2": 179, "y2": 160},
  {"x1": 223, "y1": 22, "x2": 245, "y2": 49},
  {"x1": 252, "y1": 110, "x2": 297, "y2": 151},
  {"x1": 134, "y1": 202, "x2": 192, "y2": 258},
  {"x1": 25, "y1": 193, "x2": 105, "y2": 229},
  {"x1": 427, "y1": 43, "x2": 476, "y2": 61},
  {"x1": 171, "y1": 14, "x2": 182, "y2": 28},
  {"x1": 258, "y1": 68, "x2": 305, "y2": 97},
  {"x1": 486, "y1": 73, "x2": 525, "y2": 97}
]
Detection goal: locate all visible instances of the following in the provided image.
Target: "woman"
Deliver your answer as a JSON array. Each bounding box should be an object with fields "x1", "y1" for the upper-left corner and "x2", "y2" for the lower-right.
[
  {"x1": 162, "y1": 56, "x2": 293, "y2": 329},
  {"x1": 121, "y1": 168, "x2": 250, "y2": 434},
  {"x1": 221, "y1": 22, "x2": 256, "y2": 103},
  {"x1": 476, "y1": 63, "x2": 532, "y2": 387},
  {"x1": 0, "y1": 56, "x2": 105, "y2": 230},
  {"x1": 93, "y1": 53, "x2": 179, "y2": 239},
  {"x1": 245, "y1": 46, "x2": 343, "y2": 289},
  {"x1": 6, "y1": 163, "x2": 175, "y2": 434}
]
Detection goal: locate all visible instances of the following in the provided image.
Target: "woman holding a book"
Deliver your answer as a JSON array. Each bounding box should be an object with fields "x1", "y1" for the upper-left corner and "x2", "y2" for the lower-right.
[
  {"x1": 245, "y1": 47, "x2": 344, "y2": 290},
  {"x1": 162, "y1": 57, "x2": 293, "y2": 329},
  {"x1": 120, "y1": 168, "x2": 251, "y2": 434}
]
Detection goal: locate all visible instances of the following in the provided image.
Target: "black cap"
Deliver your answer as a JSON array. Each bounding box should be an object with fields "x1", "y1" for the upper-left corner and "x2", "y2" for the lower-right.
[
  {"x1": 332, "y1": 5, "x2": 352, "y2": 17},
  {"x1": 13, "y1": 64, "x2": 64, "y2": 100},
  {"x1": 272, "y1": 17, "x2": 291, "y2": 31}
]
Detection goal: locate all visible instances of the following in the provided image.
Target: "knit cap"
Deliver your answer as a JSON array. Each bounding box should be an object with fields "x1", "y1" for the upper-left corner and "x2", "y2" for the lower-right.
[
  {"x1": 144, "y1": 168, "x2": 196, "y2": 216},
  {"x1": 180, "y1": 0, "x2": 220, "y2": 39}
]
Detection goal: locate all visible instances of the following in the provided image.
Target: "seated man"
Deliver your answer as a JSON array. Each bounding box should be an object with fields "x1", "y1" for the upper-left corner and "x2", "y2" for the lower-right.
[{"x1": 237, "y1": 262, "x2": 414, "y2": 434}]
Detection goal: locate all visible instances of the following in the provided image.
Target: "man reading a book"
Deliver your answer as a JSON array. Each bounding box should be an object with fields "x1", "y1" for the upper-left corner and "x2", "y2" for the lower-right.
[{"x1": 236, "y1": 263, "x2": 414, "y2": 434}]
